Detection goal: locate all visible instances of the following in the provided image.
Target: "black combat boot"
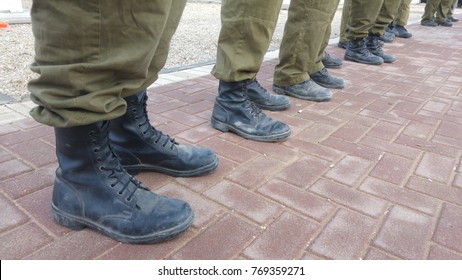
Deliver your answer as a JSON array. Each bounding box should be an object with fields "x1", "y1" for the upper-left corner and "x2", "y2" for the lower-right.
[
  {"x1": 109, "y1": 91, "x2": 218, "y2": 177},
  {"x1": 53, "y1": 122, "x2": 194, "y2": 243},
  {"x1": 243, "y1": 78, "x2": 291, "y2": 111},
  {"x1": 310, "y1": 68, "x2": 345, "y2": 89},
  {"x1": 378, "y1": 29, "x2": 395, "y2": 43},
  {"x1": 211, "y1": 80, "x2": 291, "y2": 142},
  {"x1": 366, "y1": 34, "x2": 397, "y2": 63},
  {"x1": 393, "y1": 25, "x2": 412, "y2": 38},
  {"x1": 345, "y1": 38, "x2": 384, "y2": 65},
  {"x1": 322, "y1": 51, "x2": 343, "y2": 69}
]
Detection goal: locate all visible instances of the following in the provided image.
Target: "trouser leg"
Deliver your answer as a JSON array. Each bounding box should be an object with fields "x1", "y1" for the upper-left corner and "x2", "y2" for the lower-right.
[
  {"x1": 308, "y1": 0, "x2": 341, "y2": 74},
  {"x1": 274, "y1": 0, "x2": 339, "y2": 86},
  {"x1": 29, "y1": 0, "x2": 186, "y2": 127},
  {"x1": 339, "y1": 0, "x2": 352, "y2": 43},
  {"x1": 370, "y1": 0, "x2": 401, "y2": 36},
  {"x1": 211, "y1": 0, "x2": 282, "y2": 82},
  {"x1": 422, "y1": 0, "x2": 442, "y2": 21},
  {"x1": 346, "y1": 0, "x2": 384, "y2": 40},
  {"x1": 437, "y1": 0, "x2": 454, "y2": 20},
  {"x1": 394, "y1": 0, "x2": 412, "y2": 26},
  {"x1": 447, "y1": 0, "x2": 457, "y2": 17}
]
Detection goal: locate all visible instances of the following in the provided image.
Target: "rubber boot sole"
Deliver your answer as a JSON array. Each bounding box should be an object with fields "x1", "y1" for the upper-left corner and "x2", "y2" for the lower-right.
[
  {"x1": 344, "y1": 55, "x2": 384, "y2": 65},
  {"x1": 52, "y1": 203, "x2": 194, "y2": 244},
  {"x1": 123, "y1": 156, "x2": 219, "y2": 177},
  {"x1": 252, "y1": 101, "x2": 291, "y2": 111},
  {"x1": 211, "y1": 117, "x2": 291, "y2": 142},
  {"x1": 272, "y1": 86, "x2": 332, "y2": 102}
]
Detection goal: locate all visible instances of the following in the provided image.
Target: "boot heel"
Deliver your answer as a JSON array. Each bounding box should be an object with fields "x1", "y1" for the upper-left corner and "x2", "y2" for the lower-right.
[
  {"x1": 52, "y1": 207, "x2": 86, "y2": 230},
  {"x1": 211, "y1": 118, "x2": 229, "y2": 132}
]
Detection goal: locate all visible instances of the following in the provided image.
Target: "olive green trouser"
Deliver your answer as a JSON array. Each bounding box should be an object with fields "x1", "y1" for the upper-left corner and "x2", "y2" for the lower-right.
[
  {"x1": 369, "y1": 0, "x2": 401, "y2": 35},
  {"x1": 346, "y1": 0, "x2": 384, "y2": 40},
  {"x1": 422, "y1": 0, "x2": 452, "y2": 22},
  {"x1": 394, "y1": 0, "x2": 412, "y2": 27},
  {"x1": 211, "y1": 0, "x2": 283, "y2": 82},
  {"x1": 28, "y1": 0, "x2": 186, "y2": 127},
  {"x1": 441, "y1": 0, "x2": 458, "y2": 18},
  {"x1": 448, "y1": 0, "x2": 458, "y2": 17},
  {"x1": 341, "y1": 0, "x2": 399, "y2": 41},
  {"x1": 339, "y1": 0, "x2": 352, "y2": 43},
  {"x1": 273, "y1": 0, "x2": 340, "y2": 87},
  {"x1": 309, "y1": 0, "x2": 341, "y2": 74}
]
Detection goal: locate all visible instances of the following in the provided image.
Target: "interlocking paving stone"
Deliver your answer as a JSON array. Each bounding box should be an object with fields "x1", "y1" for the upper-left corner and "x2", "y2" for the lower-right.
[{"x1": 1, "y1": 18, "x2": 462, "y2": 260}]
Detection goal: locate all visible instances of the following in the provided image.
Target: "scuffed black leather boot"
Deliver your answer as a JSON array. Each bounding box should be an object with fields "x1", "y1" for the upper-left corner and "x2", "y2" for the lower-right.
[
  {"x1": 366, "y1": 35, "x2": 397, "y2": 63},
  {"x1": 345, "y1": 38, "x2": 384, "y2": 65},
  {"x1": 244, "y1": 79, "x2": 291, "y2": 111},
  {"x1": 109, "y1": 91, "x2": 218, "y2": 177},
  {"x1": 53, "y1": 122, "x2": 193, "y2": 243},
  {"x1": 211, "y1": 80, "x2": 291, "y2": 142}
]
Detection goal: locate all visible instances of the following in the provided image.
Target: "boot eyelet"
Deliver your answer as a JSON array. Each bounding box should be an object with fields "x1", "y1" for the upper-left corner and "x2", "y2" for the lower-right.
[
  {"x1": 125, "y1": 197, "x2": 132, "y2": 202},
  {"x1": 93, "y1": 148, "x2": 99, "y2": 152},
  {"x1": 118, "y1": 191, "x2": 123, "y2": 195},
  {"x1": 99, "y1": 166, "x2": 105, "y2": 171}
]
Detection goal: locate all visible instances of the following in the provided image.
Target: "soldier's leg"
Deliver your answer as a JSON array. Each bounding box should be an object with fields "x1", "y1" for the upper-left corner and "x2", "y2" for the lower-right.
[{"x1": 211, "y1": 0, "x2": 291, "y2": 142}]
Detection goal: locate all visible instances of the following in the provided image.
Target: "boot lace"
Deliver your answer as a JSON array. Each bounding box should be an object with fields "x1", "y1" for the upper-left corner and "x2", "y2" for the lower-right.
[
  {"x1": 244, "y1": 97, "x2": 263, "y2": 118},
  {"x1": 242, "y1": 82, "x2": 264, "y2": 118},
  {"x1": 249, "y1": 79, "x2": 270, "y2": 98},
  {"x1": 131, "y1": 94, "x2": 177, "y2": 149},
  {"x1": 90, "y1": 122, "x2": 146, "y2": 202}
]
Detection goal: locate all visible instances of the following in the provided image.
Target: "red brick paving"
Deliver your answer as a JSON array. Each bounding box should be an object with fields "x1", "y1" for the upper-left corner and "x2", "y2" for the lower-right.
[{"x1": 1, "y1": 20, "x2": 462, "y2": 259}]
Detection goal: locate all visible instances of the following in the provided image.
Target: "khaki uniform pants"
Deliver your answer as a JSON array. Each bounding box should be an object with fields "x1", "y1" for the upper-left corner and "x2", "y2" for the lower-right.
[
  {"x1": 29, "y1": 0, "x2": 186, "y2": 127},
  {"x1": 422, "y1": 0, "x2": 452, "y2": 22},
  {"x1": 394, "y1": 0, "x2": 412, "y2": 26},
  {"x1": 273, "y1": 0, "x2": 340, "y2": 87},
  {"x1": 211, "y1": 0, "x2": 283, "y2": 82},
  {"x1": 340, "y1": 0, "x2": 400, "y2": 41},
  {"x1": 441, "y1": 0, "x2": 458, "y2": 18},
  {"x1": 448, "y1": 0, "x2": 458, "y2": 17},
  {"x1": 369, "y1": 0, "x2": 401, "y2": 35}
]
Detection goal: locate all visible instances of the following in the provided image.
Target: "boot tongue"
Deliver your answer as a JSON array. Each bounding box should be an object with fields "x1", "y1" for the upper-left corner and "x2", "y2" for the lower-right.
[{"x1": 135, "y1": 91, "x2": 147, "y2": 103}]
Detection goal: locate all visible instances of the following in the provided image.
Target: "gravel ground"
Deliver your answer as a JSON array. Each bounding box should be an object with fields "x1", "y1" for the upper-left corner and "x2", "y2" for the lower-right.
[{"x1": 0, "y1": 1, "x2": 426, "y2": 102}]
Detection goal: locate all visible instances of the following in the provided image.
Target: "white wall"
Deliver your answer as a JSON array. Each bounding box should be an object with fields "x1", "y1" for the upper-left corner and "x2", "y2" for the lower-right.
[{"x1": 0, "y1": 0, "x2": 23, "y2": 12}]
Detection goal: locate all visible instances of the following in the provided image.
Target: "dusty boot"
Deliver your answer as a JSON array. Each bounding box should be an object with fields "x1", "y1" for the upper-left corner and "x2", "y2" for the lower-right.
[
  {"x1": 109, "y1": 91, "x2": 218, "y2": 177},
  {"x1": 53, "y1": 121, "x2": 194, "y2": 243},
  {"x1": 393, "y1": 25, "x2": 412, "y2": 38},
  {"x1": 243, "y1": 78, "x2": 291, "y2": 111},
  {"x1": 378, "y1": 29, "x2": 395, "y2": 43},
  {"x1": 345, "y1": 38, "x2": 384, "y2": 65},
  {"x1": 309, "y1": 68, "x2": 345, "y2": 89},
  {"x1": 273, "y1": 79, "x2": 332, "y2": 102},
  {"x1": 322, "y1": 51, "x2": 343, "y2": 69},
  {"x1": 211, "y1": 80, "x2": 291, "y2": 142},
  {"x1": 366, "y1": 34, "x2": 397, "y2": 63}
]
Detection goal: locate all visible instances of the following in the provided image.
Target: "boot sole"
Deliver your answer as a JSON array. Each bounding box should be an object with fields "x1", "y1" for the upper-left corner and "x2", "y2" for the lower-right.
[
  {"x1": 211, "y1": 117, "x2": 291, "y2": 142},
  {"x1": 52, "y1": 203, "x2": 194, "y2": 244},
  {"x1": 123, "y1": 156, "x2": 219, "y2": 177},
  {"x1": 324, "y1": 64, "x2": 342, "y2": 69},
  {"x1": 253, "y1": 102, "x2": 291, "y2": 111},
  {"x1": 344, "y1": 56, "x2": 383, "y2": 65},
  {"x1": 272, "y1": 87, "x2": 332, "y2": 102},
  {"x1": 311, "y1": 80, "x2": 345, "y2": 90}
]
